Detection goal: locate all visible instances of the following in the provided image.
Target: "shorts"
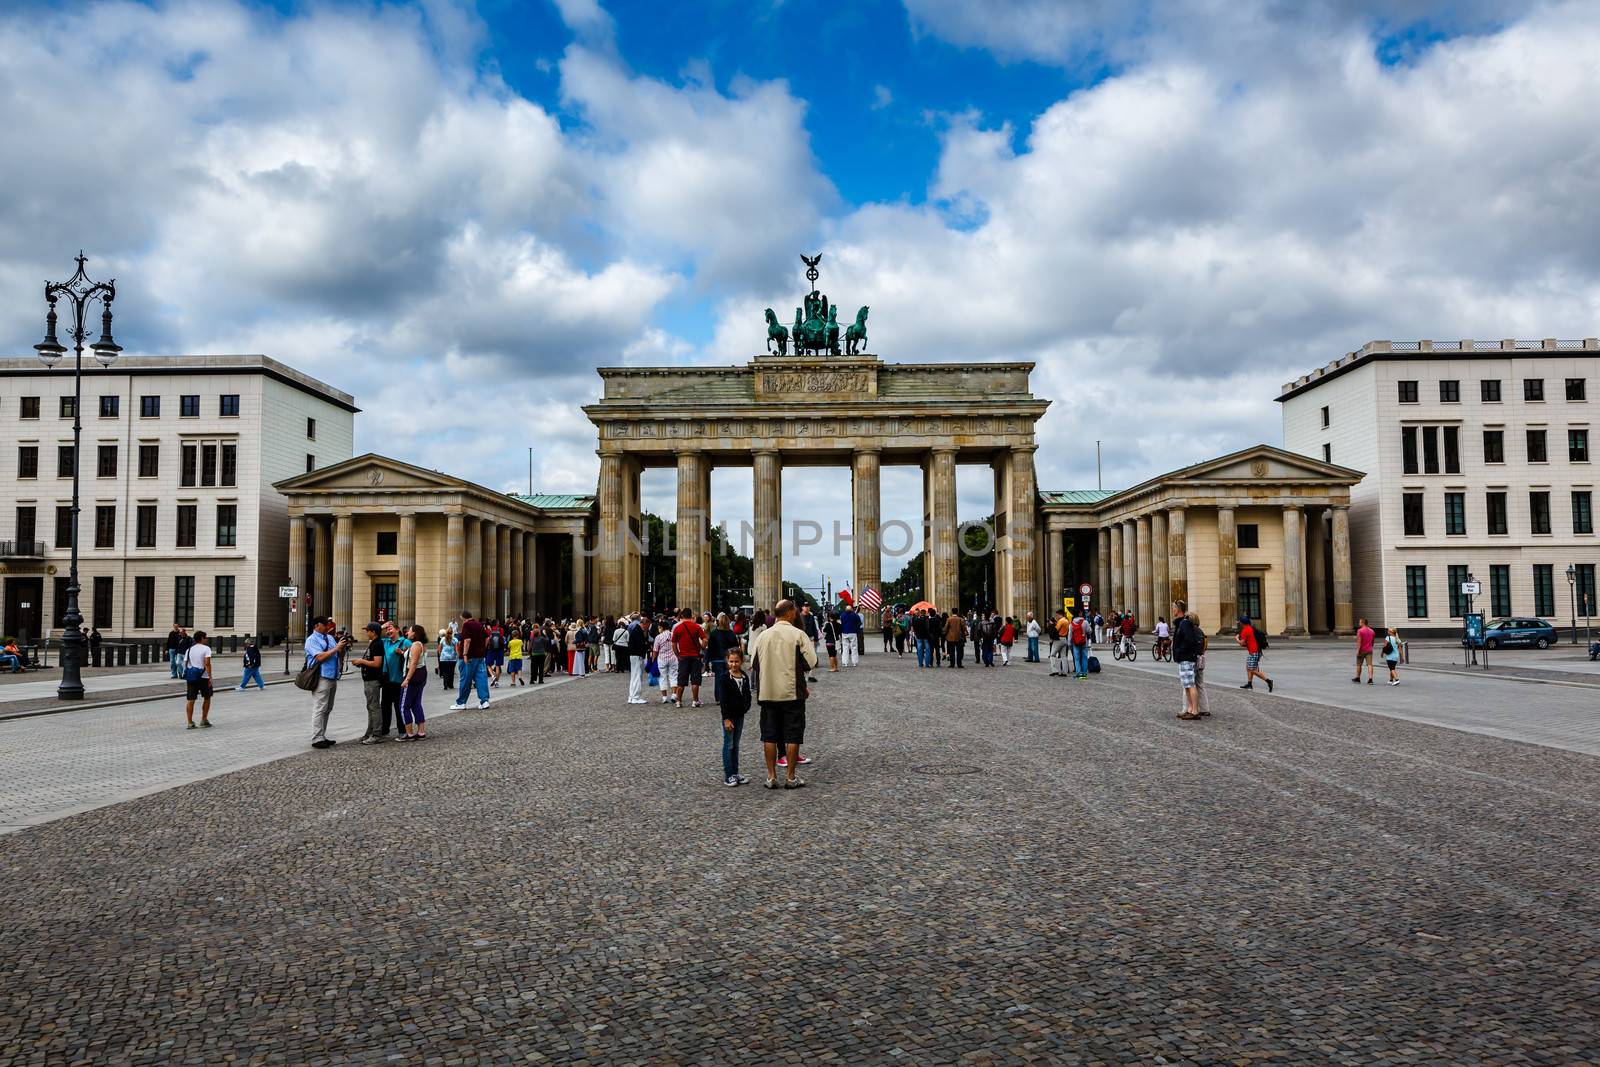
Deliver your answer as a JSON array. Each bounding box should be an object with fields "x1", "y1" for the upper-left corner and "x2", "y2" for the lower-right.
[
  {"x1": 676, "y1": 655, "x2": 703, "y2": 687},
  {"x1": 1356, "y1": 651, "x2": 1373, "y2": 665},
  {"x1": 507, "y1": 658, "x2": 522, "y2": 673},
  {"x1": 487, "y1": 650, "x2": 505, "y2": 666},
  {"x1": 186, "y1": 677, "x2": 213, "y2": 700},
  {"x1": 825, "y1": 643, "x2": 836, "y2": 656},
  {"x1": 1245, "y1": 652, "x2": 1262, "y2": 670},
  {"x1": 1177, "y1": 661, "x2": 1197, "y2": 689},
  {"x1": 759, "y1": 699, "x2": 806, "y2": 746}
]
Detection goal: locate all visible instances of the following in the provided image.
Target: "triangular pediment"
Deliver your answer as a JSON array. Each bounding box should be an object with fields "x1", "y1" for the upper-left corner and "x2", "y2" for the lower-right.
[
  {"x1": 1169, "y1": 444, "x2": 1361, "y2": 485},
  {"x1": 274, "y1": 453, "x2": 467, "y2": 493}
]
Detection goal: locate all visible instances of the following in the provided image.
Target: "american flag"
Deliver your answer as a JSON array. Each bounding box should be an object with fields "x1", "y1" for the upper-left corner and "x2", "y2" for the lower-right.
[{"x1": 859, "y1": 587, "x2": 882, "y2": 612}]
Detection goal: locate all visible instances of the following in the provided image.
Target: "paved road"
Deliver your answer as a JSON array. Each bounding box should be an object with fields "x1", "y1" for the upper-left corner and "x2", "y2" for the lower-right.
[{"x1": 2, "y1": 653, "x2": 1597, "y2": 1064}]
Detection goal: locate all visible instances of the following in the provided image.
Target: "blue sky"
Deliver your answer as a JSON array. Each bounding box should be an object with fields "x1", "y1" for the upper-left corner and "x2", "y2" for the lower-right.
[{"x1": 2, "y1": 0, "x2": 1597, "y2": 591}]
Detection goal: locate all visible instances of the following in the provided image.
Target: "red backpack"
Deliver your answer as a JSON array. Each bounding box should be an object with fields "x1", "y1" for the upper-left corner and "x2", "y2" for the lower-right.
[{"x1": 1071, "y1": 618, "x2": 1086, "y2": 645}]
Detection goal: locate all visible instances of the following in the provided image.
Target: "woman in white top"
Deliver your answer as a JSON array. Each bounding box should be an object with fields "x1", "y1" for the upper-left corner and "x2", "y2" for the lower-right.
[{"x1": 653, "y1": 622, "x2": 677, "y2": 703}]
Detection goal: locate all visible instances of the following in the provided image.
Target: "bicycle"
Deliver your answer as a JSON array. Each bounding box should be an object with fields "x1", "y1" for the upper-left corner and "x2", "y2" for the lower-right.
[
  {"x1": 1111, "y1": 635, "x2": 1138, "y2": 662},
  {"x1": 1151, "y1": 636, "x2": 1171, "y2": 662}
]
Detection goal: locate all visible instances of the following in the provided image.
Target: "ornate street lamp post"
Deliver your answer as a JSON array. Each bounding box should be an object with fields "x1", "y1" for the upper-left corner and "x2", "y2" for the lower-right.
[
  {"x1": 1566, "y1": 563, "x2": 1578, "y2": 645},
  {"x1": 34, "y1": 253, "x2": 121, "y2": 700}
]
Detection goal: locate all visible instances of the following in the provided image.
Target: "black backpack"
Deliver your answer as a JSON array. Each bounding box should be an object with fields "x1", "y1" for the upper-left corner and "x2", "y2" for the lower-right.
[{"x1": 1254, "y1": 627, "x2": 1269, "y2": 651}]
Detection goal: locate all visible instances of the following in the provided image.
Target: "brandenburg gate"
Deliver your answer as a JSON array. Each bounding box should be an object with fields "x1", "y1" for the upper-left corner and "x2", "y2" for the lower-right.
[{"x1": 583, "y1": 262, "x2": 1049, "y2": 624}]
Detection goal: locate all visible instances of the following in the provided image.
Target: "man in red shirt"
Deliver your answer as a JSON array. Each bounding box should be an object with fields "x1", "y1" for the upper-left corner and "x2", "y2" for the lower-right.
[
  {"x1": 1235, "y1": 614, "x2": 1274, "y2": 692},
  {"x1": 449, "y1": 611, "x2": 491, "y2": 709},
  {"x1": 671, "y1": 607, "x2": 708, "y2": 708}
]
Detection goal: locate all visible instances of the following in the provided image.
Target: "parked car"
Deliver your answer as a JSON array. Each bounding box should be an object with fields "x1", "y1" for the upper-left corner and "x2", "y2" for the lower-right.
[{"x1": 1482, "y1": 617, "x2": 1557, "y2": 649}]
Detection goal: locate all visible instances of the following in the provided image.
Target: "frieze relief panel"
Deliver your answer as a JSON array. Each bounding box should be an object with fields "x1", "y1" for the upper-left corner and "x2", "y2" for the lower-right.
[
  {"x1": 757, "y1": 369, "x2": 873, "y2": 398},
  {"x1": 604, "y1": 415, "x2": 1030, "y2": 441}
]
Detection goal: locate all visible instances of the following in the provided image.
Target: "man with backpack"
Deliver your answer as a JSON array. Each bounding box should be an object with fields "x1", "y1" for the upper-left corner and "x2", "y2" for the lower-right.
[
  {"x1": 1069, "y1": 611, "x2": 1091, "y2": 679},
  {"x1": 1236, "y1": 614, "x2": 1274, "y2": 692}
]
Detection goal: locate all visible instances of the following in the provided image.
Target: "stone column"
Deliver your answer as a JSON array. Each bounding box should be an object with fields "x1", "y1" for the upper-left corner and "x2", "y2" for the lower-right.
[
  {"x1": 524, "y1": 532, "x2": 538, "y2": 618},
  {"x1": 464, "y1": 513, "x2": 482, "y2": 617},
  {"x1": 1307, "y1": 508, "x2": 1328, "y2": 634},
  {"x1": 480, "y1": 519, "x2": 498, "y2": 620},
  {"x1": 398, "y1": 512, "x2": 417, "y2": 626},
  {"x1": 1126, "y1": 518, "x2": 1139, "y2": 617},
  {"x1": 332, "y1": 510, "x2": 353, "y2": 628},
  {"x1": 929, "y1": 448, "x2": 960, "y2": 610},
  {"x1": 852, "y1": 449, "x2": 881, "y2": 630},
  {"x1": 753, "y1": 449, "x2": 782, "y2": 609},
  {"x1": 1331, "y1": 505, "x2": 1353, "y2": 633},
  {"x1": 1048, "y1": 528, "x2": 1065, "y2": 613},
  {"x1": 675, "y1": 451, "x2": 707, "y2": 611},
  {"x1": 1098, "y1": 527, "x2": 1112, "y2": 614},
  {"x1": 510, "y1": 529, "x2": 525, "y2": 618},
  {"x1": 1151, "y1": 511, "x2": 1168, "y2": 622},
  {"x1": 571, "y1": 530, "x2": 589, "y2": 617},
  {"x1": 1108, "y1": 524, "x2": 1123, "y2": 614},
  {"x1": 496, "y1": 524, "x2": 511, "y2": 621},
  {"x1": 1282, "y1": 506, "x2": 1306, "y2": 636},
  {"x1": 1217, "y1": 506, "x2": 1237, "y2": 633},
  {"x1": 1135, "y1": 514, "x2": 1154, "y2": 623},
  {"x1": 446, "y1": 511, "x2": 466, "y2": 618},
  {"x1": 287, "y1": 513, "x2": 307, "y2": 640},
  {"x1": 1009, "y1": 445, "x2": 1038, "y2": 620},
  {"x1": 1167, "y1": 507, "x2": 1187, "y2": 610},
  {"x1": 313, "y1": 516, "x2": 332, "y2": 617}
]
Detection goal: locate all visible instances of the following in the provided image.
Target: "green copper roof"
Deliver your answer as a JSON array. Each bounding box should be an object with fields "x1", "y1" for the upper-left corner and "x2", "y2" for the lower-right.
[
  {"x1": 511, "y1": 493, "x2": 595, "y2": 510},
  {"x1": 1039, "y1": 489, "x2": 1119, "y2": 505}
]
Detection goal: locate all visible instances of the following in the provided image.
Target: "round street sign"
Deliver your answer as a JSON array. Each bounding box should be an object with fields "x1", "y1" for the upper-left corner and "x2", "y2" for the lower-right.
[{"x1": 1079, "y1": 583, "x2": 1093, "y2": 597}]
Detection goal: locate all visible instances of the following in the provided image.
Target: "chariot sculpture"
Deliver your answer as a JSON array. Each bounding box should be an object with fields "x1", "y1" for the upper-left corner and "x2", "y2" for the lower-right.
[{"x1": 764, "y1": 253, "x2": 868, "y2": 357}]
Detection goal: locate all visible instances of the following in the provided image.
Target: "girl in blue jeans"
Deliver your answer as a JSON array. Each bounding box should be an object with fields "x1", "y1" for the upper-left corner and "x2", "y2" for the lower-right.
[{"x1": 718, "y1": 647, "x2": 752, "y2": 787}]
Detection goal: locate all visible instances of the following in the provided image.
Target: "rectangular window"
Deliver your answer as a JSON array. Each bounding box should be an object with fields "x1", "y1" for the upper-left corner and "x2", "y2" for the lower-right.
[
  {"x1": 1439, "y1": 380, "x2": 1460, "y2": 403},
  {"x1": 219, "y1": 394, "x2": 240, "y2": 417},
  {"x1": 1486, "y1": 492, "x2": 1508, "y2": 535},
  {"x1": 57, "y1": 445, "x2": 75, "y2": 478},
  {"x1": 59, "y1": 396, "x2": 76, "y2": 419},
  {"x1": 220, "y1": 443, "x2": 236, "y2": 487},
  {"x1": 92, "y1": 576, "x2": 113, "y2": 629},
  {"x1": 140, "y1": 395, "x2": 160, "y2": 418},
  {"x1": 373, "y1": 583, "x2": 398, "y2": 625},
  {"x1": 1401, "y1": 427, "x2": 1418, "y2": 474},
  {"x1": 180, "y1": 444, "x2": 197, "y2": 487},
  {"x1": 1403, "y1": 493, "x2": 1425, "y2": 536},
  {"x1": 176, "y1": 505, "x2": 197, "y2": 548},
  {"x1": 201, "y1": 444, "x2": 217, "y2": 487},
  {"x1": 180, "y1": 394, "x2": 199, "y2": 418},
  {"x1": 1444, "y1": 492, "x2": 1466, "y2": 535},
  {"x1": 1422, "y1": 426, "x2": 1439, "y2": 474},
  {"x1": 1570, "y1": 428, "x2": 1590, "y2": 462},
  {"x1": 1398, "y1": 380, "x2": 1419, "y2": 403},
  {"x1": 1579, "y1": 564, "x2": 1597, "y2": 618},
  {"x1": 376, "y1": 531, "x2": 398, "y2": 555},
  {"x1": 134, "y1": 576, "x2": 155, "y2": 629},
  {"x1": 1527, "y1": 429, "x2": 1547, "y2": 463},
  {"x1": 15, "y1": 506, "x2": 35, "y2": 547},
  {"x1": 214, "y1": 575, "x2": 235, "y2": 628},
  {"x1": 98, "y1": 395, "x2": 119, "y2": 418},
  {"x1": 1490, "y1": 565, "x2": 1511, "y2": 618},
  {"x1": 1448, "y1": 564, "x2": 1469, "y2": 618},
  {"x1": 1574, "y1": 491, "x2": 1594, "y2": 535},
  {"x1": 1236, "y1": 523, "x2": 1260, "y2": 549},
  {"x1": 1483, "y1": 429, "x2": 1504, "y2": 463},
  {"x1": 54, "y1": 506, "x2": 73, "y2": 548},
  {"x1": 94, "y1": 505, "x2": 115, "y2": 548},
  {"x1": 17, "y1": 445, "x2": 37, "y2": 479},
  {"x1": 1525, "y1": 378, "x2": 1545, "y2": 402},
  {"x1": 1532, "y1": 564, "x2": 1556, "y2": 616},
  {"x1": 306, "y1": 453, "x2": 316, "y2": 473},
  {"x1": 216, "y1": 504, "x2": 237, "y2": 547},
  {"x1": 52, "y1": 577, "x2": 69, "y2": 628},
  {"x1": 1481, "y1": 379, "x2": 1502, "y2": 402},
  {"x1": 96, "y1": 444, "x2": 117, "y2": 478},
  {"x1": 307, "y1": 416, "x2": 318, "y2": 440},
  {"x1": 1530, "y1": 491, "x2": 1552, "y2": 535},
  {"x1": 138, "y1": 444, "x2": 159, "y2": 478},
  {"x1": 136, "y1": 505, "x2": 157, "y2": 548},
  {"x1": 1443, "y1": 426, "x2": 1460, "y2": 474},
  {"x1": 20, "y1": 396, "x2": 39, "y2": 419},
  {"x1": 1321, "y1": 443, "x2": 1331, "y2": 462},
  {"x1": 174, "y1": 576, "x2": 195, "y2": 629},
  {"x1": 1406, "y1": 566, "x2": 1428, "y2": 618},
  {"x1": 1567, "y1": 378, "x2": 1587, "y2": 401}
]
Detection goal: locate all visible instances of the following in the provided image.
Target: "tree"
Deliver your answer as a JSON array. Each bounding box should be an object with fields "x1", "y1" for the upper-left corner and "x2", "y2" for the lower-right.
[{"x1": 635, "y1": 512, "x2": 754, "y2": 615}]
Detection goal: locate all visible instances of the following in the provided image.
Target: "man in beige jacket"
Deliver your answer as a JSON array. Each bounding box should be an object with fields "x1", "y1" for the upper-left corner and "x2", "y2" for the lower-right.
[{"x1": 750, "y1": 599, "x2": 819, "y2": 790}]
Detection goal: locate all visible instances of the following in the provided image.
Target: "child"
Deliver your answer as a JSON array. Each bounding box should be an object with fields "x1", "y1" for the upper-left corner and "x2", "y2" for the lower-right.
[
  {"x1": 1383, "y1": 628, "x2": 1402, "y2": 685},
  {"x1": 506, "y1": 632, "x2": 525, "y2": 686},
  {"x1": 719, "y1": 646, "x2": 752, "y2": 787}
]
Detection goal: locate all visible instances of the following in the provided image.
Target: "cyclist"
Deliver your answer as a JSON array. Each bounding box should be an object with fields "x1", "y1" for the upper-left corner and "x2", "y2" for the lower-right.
[
  {"x1": 1152, "y1": 617, "x2": 1171, "y2": 660},
  {"x1": 1118, "y1": 612, "x2": 1138, "y2": 658}
]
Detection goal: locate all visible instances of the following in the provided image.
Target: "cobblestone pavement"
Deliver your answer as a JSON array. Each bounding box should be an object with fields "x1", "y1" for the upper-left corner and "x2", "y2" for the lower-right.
[{"x1": 2, "y1": 654, "x2": 1598, "y2": 1064}]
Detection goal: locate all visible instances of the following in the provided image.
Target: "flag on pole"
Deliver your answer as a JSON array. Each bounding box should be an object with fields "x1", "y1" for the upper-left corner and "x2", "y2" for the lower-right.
[
  {"x1": 859, "y1": 587, "x2": 882, "y2": 612},
  {"x1": 838, "y1": 587, "x2": 854, "y2": 607}
]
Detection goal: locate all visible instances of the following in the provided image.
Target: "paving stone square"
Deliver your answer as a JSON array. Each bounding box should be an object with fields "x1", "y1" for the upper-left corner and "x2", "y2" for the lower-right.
[{"x1": 2, "y1": 654, "x2": 1597, "y2": 1064}]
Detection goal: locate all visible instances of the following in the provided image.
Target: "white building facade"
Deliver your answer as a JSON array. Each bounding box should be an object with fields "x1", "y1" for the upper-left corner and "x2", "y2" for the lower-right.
[
  {"x1": 0, "y1": 355, "x2": 355, "y2": 643},
  {"x1": 1280, "y1": 338, "x2": 1600, "y2": 633}
]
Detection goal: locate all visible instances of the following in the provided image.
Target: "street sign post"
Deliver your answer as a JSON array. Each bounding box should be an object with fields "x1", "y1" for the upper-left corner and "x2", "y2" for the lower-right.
[
  {"x1": 280, "y1": 585, "x2": 299, "y2": 674},
  {"x1": 1461, "y1": 581, "x2": 1482, "y2": 597}
]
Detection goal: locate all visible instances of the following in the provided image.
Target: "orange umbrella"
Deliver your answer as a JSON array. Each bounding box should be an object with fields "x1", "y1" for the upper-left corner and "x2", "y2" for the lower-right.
[{"x1": 909, "y1": 600, "x2": 935, "y2": 613}]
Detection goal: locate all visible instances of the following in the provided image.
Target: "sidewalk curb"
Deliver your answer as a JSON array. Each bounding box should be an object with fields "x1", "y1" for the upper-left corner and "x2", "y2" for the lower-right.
[
  {"x1": 0, "y1": 675, "x2": 299, "y2": 723},
  {"x1": 1400, "y1": 662, "x2": 1600, "y2": 691}
]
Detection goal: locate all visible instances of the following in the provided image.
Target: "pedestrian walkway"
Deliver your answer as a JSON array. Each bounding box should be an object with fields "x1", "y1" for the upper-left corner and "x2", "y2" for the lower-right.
[
  {"x1": 1102, "y1": 639, "x2": 1600, "y2": 755},
  {"x1": 0, "y1": 673, "x2": 572, "y2": 833},
  {"x1": 0, "y1": 668, "x2": 198, "y2": 705}
]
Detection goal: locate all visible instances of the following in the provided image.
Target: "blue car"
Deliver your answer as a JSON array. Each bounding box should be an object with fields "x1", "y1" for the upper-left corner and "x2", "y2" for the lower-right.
[{"x1": 1482, "y1": 617, "x2": 1557, "y2": 650}]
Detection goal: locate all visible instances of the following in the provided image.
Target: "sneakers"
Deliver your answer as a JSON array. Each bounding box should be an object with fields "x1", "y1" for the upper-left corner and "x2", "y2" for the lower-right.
[
  {"x1": 735, "y1": 774, "x2": 749, "y2": 784},
  {"x1": 1388, "y1": 679, "x2": 1400, "y2": 686},
  {"x1": 1239, "y1": 683, "x2": 1254, "y2": 689},
  {"x1": 784, "y1": 776, "x2": 806, "y2": 789},
  {"x1": 448, "y1": 703, "x2": 467, "y2": 711},
  {"x1": 798, "y1": 755, "x2": 813, "y2": 766},
  {"x1": 360, "y1": 736, "x2": 380, "y2": 745},
  {"x1": 1265, "y1": 679, "x2": 1274, "y2": 693},
  {"x1": 764, "y1": 778, "x2": 780, "y2": 790},
  {"x1": 311, "y1": 739, "x2": 333, "y2": 749},
  {"x1": 691, "y1": 700, "x2": 702, "y2": 708},
  {"x1": 1366, "y1": 678, "x2": 1374, "y2": 685},
  {"x1": 777, "y1": 756, "x2": 787, "y2": 768},
  {"x1": 725, "y1": 775, "x2": 741, "y2": 787},
  {"x1": 478, "y1": 700, "x2": 490, "y2": 710},
  {"x1": 1350, "y1": 676, "x2": 1360, "y2": 684},
  {"x1": 186, "y1": 722, "x2": 197, "y2": 730},
  {"x1": 660, "y1": 695, "x2": 671, "y2": 704}
]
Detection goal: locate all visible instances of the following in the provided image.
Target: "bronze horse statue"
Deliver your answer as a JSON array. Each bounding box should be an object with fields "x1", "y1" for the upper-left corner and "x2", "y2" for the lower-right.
[
  {"x1": 845, "y1": 306, "x2": 869, "y2": 356},
  {"x1": 764, "y1": 308, "x2": 789, "y2": 356}
]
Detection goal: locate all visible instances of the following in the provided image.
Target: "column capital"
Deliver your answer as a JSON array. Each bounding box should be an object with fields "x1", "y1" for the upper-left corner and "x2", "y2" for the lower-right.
[
  {"x1": 1010, "y1": 443, "x2": 1038, "y2": 456},
  {"x1": 931, "y1": 445, "x2": 958, "y2": 457},
  {"x1": 853, "y1": 446, "x2": 882, "y2": 458}
]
